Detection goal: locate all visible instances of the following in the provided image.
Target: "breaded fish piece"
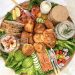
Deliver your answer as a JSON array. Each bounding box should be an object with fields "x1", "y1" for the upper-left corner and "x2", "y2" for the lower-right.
[
  {"x1": 43, "y1": 29, "x2": 56, "y2": 48},
  {"x1": 22, "y1": 44, "x2": 34, "y2": 56},
  {"x1": 33, "y1": 34, "x2": 44, "y2": 43},
  {"x1": 34, "y1": 43, "x2": 46, "y2": 53},
  {"x1": 45, "y1": 20, "x2": 54, "y2": 29},
  {"x1": 34, "y1": 23, "x2": 46, "y2": 33}
]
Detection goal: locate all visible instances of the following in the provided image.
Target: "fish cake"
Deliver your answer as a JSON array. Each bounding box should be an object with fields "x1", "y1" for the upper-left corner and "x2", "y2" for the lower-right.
[
  {"x1": 33, "y1": 34, "x2": 44, "y2": 43},
  {"x1": 43, "y1": 29, "x2": 56, "y2": 48},
  {"x1": 34, "y1": 23, "x2": 46, "y2": 33}
]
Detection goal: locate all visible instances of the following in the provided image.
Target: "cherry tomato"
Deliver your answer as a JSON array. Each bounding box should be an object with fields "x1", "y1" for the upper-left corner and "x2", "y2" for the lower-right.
[
  {"x1": 57, "y1": 59, "x2": 61, "y2": 64},
  {"x1": 62, "y1": 59, "x2": 66, "y2": 64},
  {"x1": 59, "y1": 50, "x2": 63, "y2": 54}
]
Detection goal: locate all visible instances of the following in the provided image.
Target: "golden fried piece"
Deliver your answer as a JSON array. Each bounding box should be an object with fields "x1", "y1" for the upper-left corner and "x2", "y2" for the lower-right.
[
  {"x1": 1, "y1": 21, "x2": 23, "y2": 36},
  {"x1": 28, "y1": 35, "x2": 34, "y2": 44},
  {"x1": 34, "y1": 43, "x2": 46, "y2": 53},
  {"x1": 43, "y1": 29, "x2": 56, "y2": 48},
  {"x1": 21, "y1": 31, "x2": 34, "y2": 45},
  {"x1": 34, "y1": 23, "x2": 46, "y2": 33},
  {"x1": 33, "y1": 34, "x2": 44, "y2": 43},
  {"x1": 20, "y1": 1, "x2": 29, "y2": 9},
  {"x1": 45, "y1": 20, "x2": 54, "y2": 29},
  {"x1": 22, "y1": 44, "x2": 34, "y2": 56},
  {"x1": 31, "y1": 6, "x2": 41, "y2": 18},
  {"x1": 24, "y1": 19, "x2": 34, "y2": 33}
]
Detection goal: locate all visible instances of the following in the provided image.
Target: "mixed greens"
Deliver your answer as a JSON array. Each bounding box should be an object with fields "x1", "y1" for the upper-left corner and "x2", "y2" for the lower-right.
[
  {"x1": 5, "y1": 12, "x2": 13, "y2": 21},
  {"x1": 0, "y1": 29, "x2": 5, "y2": 37},
  {"x1": 54, "y1": 38, "x2": 75, "y2": 56},
  {"x1": 5, "y1": 50, "x2": 34, "y2": 74}
]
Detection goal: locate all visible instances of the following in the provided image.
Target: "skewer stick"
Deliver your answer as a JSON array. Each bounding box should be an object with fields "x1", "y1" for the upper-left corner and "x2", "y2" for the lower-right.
[
  {"x1": 11, "y1": 0, "x2": 33, "y2": 16},
  {"x1": 11, "y1": 0, "x2": 21, "y2": 8},
  {"x1": 51, "y1": 61, "x2": 58, "y2": 75},
  {"x1": 11, "y1": 0, "x2": 24, "y2": 11},
  {"x1": 49, "y1": 48, "x2": 61, "y2": 75}
]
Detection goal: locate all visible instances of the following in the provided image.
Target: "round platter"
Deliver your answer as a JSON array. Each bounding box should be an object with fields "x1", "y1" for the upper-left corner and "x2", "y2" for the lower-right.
[{"x1": 0, "y1": 0, "x2": 75, "y2": 75}]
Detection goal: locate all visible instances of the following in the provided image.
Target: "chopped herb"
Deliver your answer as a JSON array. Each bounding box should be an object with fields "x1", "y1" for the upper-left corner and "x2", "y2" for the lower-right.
[
  {"x1": 51, "y1": 2, "x2": 58, "y2": 8},
  {"x1": 63, "y1": 29, "x2": 72, "y2": 35}
]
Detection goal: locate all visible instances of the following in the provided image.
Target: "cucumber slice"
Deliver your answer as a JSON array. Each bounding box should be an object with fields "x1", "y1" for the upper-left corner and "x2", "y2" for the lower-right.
[{"x1": 31, "y1": 53, "x2": 41, "y2": 70}]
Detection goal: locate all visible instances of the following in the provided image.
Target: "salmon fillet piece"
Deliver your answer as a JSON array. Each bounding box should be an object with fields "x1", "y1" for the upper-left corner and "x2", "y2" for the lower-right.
[{"x1": 37, "y1": 50, "x2": 53, "y2": 72}]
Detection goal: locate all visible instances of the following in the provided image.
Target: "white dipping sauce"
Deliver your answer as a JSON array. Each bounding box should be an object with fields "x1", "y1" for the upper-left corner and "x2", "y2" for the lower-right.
[{"x1": 40, "y1": 1, "x2": 51, "y2": 14}]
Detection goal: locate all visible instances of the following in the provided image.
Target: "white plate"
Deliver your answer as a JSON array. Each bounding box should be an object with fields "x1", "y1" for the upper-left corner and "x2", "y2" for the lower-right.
[{"x1": 0, "y1": 0, "x2": 75, "y2": 75}]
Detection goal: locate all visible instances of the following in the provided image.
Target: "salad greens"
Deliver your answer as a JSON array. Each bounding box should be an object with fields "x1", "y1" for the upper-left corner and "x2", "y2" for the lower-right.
[
  {"x1": 35, "y1": 70, "x2": 46, "y2": 75},
  {"x1": 27, "y1": 66, "x2": 35, "y2": 75},
  {"x1": 3, "y1": 50, "x2": 47, "y2": 75},
  {"x1": 4, "y1": 12, "x2": 13, "y2": 20},
  {"x1": 22, "y1": 57, "x2": 33, "y2": 68},
  {"x1": 54, "y1": 38, "x2": 75, "y2": 56},
  {"x1": 0, "y1": 29, "x2": 5, "y2": 37},
  {"x1": 0, "y1": 51, "x2": 8, "y2": 59},
  {"x1": 14, "y1": 50, "x2": 25, "y2": 61},
  {"x1": 5, "y1": 50, "x2": 34, "y2": 74}
]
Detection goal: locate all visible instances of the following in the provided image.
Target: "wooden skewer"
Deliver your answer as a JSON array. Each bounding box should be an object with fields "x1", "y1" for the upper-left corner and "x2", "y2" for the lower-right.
[
  {"x1": 49, "y1": 49, "x2": 61, "y2": 75},
  {"x1": 51, "y1": 61, "x2": 58, "y2": 75},
  {"x1": 51, "y1": 58, "x2": 61, "y2": 75},
  {"x1": 11, "y1": 0, "x2": 32, "y2": 16},
  {"x1": 11, "y1": 0, "x2": 21, "y2": 7},
  {"x1": 11, "y1": 0, "x2": 24, "y2": 10},
  {"x1": 56, "y1": 65, "x2": 60, "y2": 75}
]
